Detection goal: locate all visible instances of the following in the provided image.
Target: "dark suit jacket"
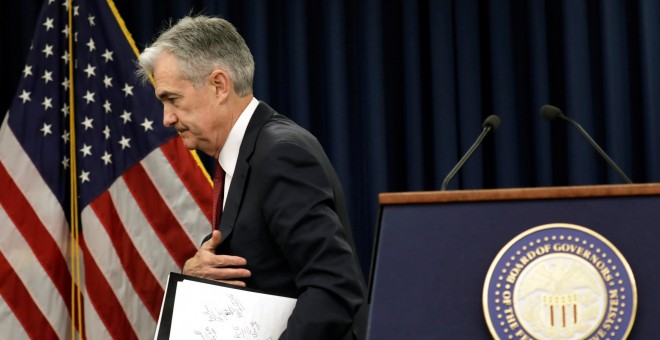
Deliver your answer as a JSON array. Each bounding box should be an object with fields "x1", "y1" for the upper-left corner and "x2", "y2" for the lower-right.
[{"x1": 212, "y1": 101, "x2": 366, "y2": 339}]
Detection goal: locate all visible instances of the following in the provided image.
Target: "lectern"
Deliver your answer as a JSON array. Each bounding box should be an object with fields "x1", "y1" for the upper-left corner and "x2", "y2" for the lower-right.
[{"x1": 366, "y1": 184, "x2": 660, "y2": 339}]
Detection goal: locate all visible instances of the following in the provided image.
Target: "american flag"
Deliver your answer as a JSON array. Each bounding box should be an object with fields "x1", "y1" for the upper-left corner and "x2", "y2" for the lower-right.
[{"x1": 0, "y1": 0, "x2": 212, "y2": 338}]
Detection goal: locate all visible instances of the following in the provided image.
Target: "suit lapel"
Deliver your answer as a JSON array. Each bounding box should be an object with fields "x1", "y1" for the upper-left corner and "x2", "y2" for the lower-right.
[{"x1": 219, "y1": 102, "x2": 275, "y2": 241}]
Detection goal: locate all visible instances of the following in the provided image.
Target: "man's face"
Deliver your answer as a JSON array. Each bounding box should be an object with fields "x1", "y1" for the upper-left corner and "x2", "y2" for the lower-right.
[{"x1": 152, "y1": 52, "x2": 231, "y2": 158}]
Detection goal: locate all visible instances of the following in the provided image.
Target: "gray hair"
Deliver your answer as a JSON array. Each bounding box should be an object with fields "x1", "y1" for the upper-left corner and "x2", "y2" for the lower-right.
[{"x1": 137, "y1": 16, "x2": 254, "y2": 97}]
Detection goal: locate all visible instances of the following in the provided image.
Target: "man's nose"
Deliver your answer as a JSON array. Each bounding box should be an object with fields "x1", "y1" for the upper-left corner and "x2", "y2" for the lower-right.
[{"x1": 163, "y1": 108, "x2": 177, "y2": 127}]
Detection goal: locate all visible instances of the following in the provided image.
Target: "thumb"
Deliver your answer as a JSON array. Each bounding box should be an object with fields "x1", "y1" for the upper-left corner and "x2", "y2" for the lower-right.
[{"x1": 201, "y1": 230, "x2": 223, "y2": 252}]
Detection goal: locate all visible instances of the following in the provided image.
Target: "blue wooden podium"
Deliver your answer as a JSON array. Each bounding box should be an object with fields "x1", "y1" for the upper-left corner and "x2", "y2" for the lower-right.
[{"x1": 366, "y1": 184, "x2": 660, "y2": 339}]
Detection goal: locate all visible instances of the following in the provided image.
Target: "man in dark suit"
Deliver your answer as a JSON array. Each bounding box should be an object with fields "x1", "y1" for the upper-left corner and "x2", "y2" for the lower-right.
[{"x1": 137, "y1": 16, "x2": 366, "y2": 339}]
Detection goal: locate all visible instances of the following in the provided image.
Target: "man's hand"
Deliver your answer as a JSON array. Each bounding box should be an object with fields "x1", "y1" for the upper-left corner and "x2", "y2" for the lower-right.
[{"x1": 182, "y1": 230, "x2": 251, "y2": 286}]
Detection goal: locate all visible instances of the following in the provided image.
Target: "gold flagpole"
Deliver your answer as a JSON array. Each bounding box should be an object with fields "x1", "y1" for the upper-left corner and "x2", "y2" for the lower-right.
[{"x1": 66, "y1": 0, "x2": 82, "y2": 338}]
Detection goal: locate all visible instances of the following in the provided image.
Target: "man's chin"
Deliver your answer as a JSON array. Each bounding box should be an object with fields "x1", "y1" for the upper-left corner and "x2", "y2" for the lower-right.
[{"x1": 179, "y1": 137, "x2": 196, "y2": 150}]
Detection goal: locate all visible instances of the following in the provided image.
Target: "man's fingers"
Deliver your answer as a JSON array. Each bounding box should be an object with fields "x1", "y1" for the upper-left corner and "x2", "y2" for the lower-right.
[
  {"x1": 212, "y1": 255, "x2": 248, "y2": 267},
  {"x1": 217, "y1": 280, "x2": 248, "y2": 287},
  {"x1": 201, "y1": 230, "x2": 223, "y2": 252},
  {"x1": 198, "y1": 267, "x2": 251, "y2": 281}
]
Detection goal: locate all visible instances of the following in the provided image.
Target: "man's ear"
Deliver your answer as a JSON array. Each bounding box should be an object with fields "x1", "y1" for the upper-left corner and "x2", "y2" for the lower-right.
[{"x1": 210, "y1": 69, "x2": 230, "y2": 99}]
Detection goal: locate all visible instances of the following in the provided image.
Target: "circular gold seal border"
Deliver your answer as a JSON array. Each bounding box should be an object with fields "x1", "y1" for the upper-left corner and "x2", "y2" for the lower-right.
[{"x1": 482, "y1": 223, "x2": 638, "y2": 339}]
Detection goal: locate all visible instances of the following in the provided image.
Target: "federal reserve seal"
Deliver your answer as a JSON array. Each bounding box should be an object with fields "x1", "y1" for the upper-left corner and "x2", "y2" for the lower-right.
[{"x1": 483, "y1": 223, "x2": 637, "y2": 340}]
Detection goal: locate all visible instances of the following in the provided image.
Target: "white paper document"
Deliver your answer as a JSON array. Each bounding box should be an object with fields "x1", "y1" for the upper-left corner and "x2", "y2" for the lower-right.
[{"x1": 160, "y1": 275, "x2": 297, "y2": 340}]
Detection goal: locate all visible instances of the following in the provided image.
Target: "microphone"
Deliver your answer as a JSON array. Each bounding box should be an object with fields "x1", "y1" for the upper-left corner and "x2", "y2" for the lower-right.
[
  {"x1": 540, "y1": 105, "x2": 632, "y2": 184},
  {"x1": 440, "y1": 115, "x2": 501, "y2": 191}
]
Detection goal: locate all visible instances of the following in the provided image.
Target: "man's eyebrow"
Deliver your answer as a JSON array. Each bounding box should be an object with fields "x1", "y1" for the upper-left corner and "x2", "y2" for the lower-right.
[{"x1": 156, "y1": 90, "x2": 175, "y2": 101}]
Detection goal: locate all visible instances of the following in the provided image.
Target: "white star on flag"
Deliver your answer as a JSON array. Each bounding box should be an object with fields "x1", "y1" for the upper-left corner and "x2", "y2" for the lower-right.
[
  {"x1": 80, "y1": 143, "x2": 92, "y2": 157},
  {"x1": 83, "y1": 90, "x2": 95, "y2": 104},
  {"x1": 103, "y1": 99, "x2": 111, "y2": 113},
  {"x1": 86, "y1": 38, "x2": 96, "y2": 52},
  {"x1": 41, "y1": 97, "x2": 53, "y2": 110},
  {"x1": 79, "y1": 169, "x2": 90, "y2": 183},
  {"x1": 101, "y1": 151, "x2": 112, "y2": 165},
  {"x1": 42, "y1": 44, "x2": 54, "y2": 57},
  {"x1": 19, "y1": 90, "x2": 31, "y2": 103},
  {"x1": 84, "y1": 63, "x2": 96, "y2": 77},
  {"x1": 23, "y1": 65, "x2": 33, "y2": 77},
  {"x1": 102, "y1": 49, "x2": 113, "y2": 62},
  {"x1": 41, "y1": 123, "x2": 53, "y2": 136},
  {"x1": 42, "y1": 70, "x2": 54, "y2": 83},
  {"x1": 119, "y1": 135, "x2": 131, "y2": 149},
  {"x1": 121, "y1": 110, "x2": 132, "y2": 123},
  {"x1": 103, "y1": 75, "x2": 113, "y2": 88},
  {"x1": 141, "y1": 118, "x2": 154, "y2": 131},
  {"x1": 81, "y1": 116, "x2": 94, "y2": 130},
  {"x1": 122, "y1": 83, "x2": 134, "y2": 97},
  {"x1": 43, "y1": 17, "x2": 54, "y2": 31}
]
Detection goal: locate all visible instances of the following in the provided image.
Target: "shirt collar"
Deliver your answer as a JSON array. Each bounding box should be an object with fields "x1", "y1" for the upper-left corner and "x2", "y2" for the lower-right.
[{"x1": 218, "y1": 97, "x2": 259, "y2": 177}]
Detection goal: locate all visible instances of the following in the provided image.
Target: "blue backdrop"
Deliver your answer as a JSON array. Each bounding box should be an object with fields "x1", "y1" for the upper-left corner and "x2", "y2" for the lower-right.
[{"x1": 2, "y1": 0, "x2": 659, "y2": 279}]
